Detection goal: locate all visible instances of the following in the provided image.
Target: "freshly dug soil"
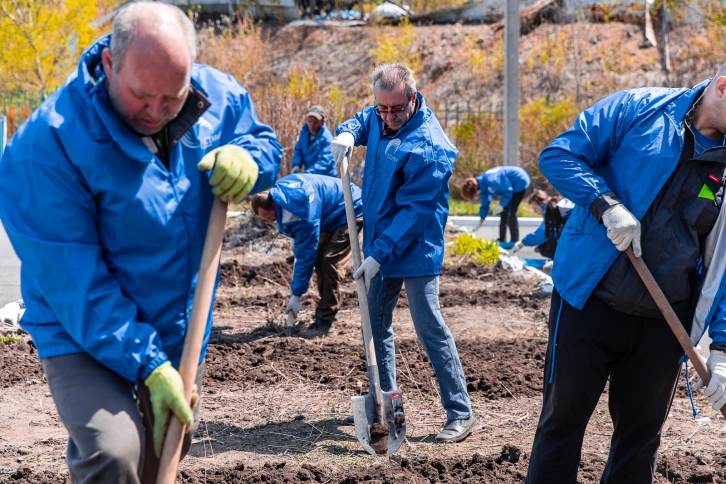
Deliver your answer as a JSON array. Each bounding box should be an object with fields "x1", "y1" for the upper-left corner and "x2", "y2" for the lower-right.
[
  {"x1": 203, "y1": 337, "x2": 548, "y2": 401},
  {"x1": 368, "y1": 422, "x2": 389, "y2": 455},
  {"x1": 0, "y1": 340, "x2": 44, "y2": 388},
  {"x1": 219, "y1": 260, "x2": 294, "y2": 288}
]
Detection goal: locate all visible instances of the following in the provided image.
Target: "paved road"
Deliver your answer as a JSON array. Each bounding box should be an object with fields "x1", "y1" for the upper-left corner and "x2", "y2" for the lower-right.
[{"x1": 0, "y1": 222, "x2": 20, "y2": 306}]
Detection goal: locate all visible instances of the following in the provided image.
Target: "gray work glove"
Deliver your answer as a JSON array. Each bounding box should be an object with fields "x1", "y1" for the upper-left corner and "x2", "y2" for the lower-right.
[
  {"x1": 602, "y1": 204, "x2": 641, "y2": 257},
  {"x1": 492, "y1": 204, "x2": 504, "y2": 216},
  {"x1": 290, "y1": 165, "x2": 301, "y2": 174},
  {"x1": 353, "y1": 256, "x2": 380, "y2": 292},
  {"x1": 694, "y1": 352, "x2": 726, "y2": 410},
  {"x1": 286, "y1": 295, "x2": 302, "y2": 317},
  {"x1": 331, "y1": 132, "x2": 355, "y2": 166}
]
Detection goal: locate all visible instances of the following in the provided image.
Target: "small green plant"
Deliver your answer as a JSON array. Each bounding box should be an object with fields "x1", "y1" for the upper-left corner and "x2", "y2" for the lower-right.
[
  {"x1": 450, "y1": 234, "x2": 500, "y2": 266},
  {"x1": 449, "y1": 199, "x2": 480, "y2": 216},
  {"x1": 0, "y1": 334, "x2": 21, "y2": 344}
]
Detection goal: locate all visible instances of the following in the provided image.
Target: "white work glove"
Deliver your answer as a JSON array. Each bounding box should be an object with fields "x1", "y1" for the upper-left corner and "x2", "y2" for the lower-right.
[
  {"x1": 353, "y1": 256, "x2": 380, "y2": 292},
  {"x1": 286, "y1": 295, "x2": 302, "y2": 317},
  {"x1": 331, "y1": 132, "x2": 355, "y2": 166},
  {"x1": 602, "y1": 204, "x2": 641, "y2": 257},
  {"x1": 291, "y1": 165, "x2": 301, "y2": 174},
  {"x1": 492, "y1": 204, "x2": 505, "y2": 216},
  {"x1": 511, "y1": 241, "x2": 524, "y2": 254},
  {"x1": 694, "y1": 352, "x2": 726, "y2": 411}
]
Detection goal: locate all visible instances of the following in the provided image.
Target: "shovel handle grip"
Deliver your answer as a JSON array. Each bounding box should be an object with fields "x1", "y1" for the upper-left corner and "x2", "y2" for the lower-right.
[
  {"x1": 625, "y1": 246, "x2": 726, "y2": 419},
  {"x1": 156, "y1": 198, "x2": 228, "y2": 484}
]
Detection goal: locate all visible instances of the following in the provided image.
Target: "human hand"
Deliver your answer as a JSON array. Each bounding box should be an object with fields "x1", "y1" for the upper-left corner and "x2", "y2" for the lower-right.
[
  {"x1": 286, "y1": 295, "x2": 302, "y2": 317},
  {"x1": 492, "y1": 204, "x2": 505, "y2": 216},
  {"x1": 331, "y1": 132, "x2": 355, "y2": 166},
  {"x1": 694, "y1": 352, "x2": 726, "y2": 410},
  {"x1": 511, "y1": 241, "x2": 524, "y2": 254},
  {"x1": 353, "y1": 256, "x2": 380, "y2": 292},
  {"x1": 197, "y1": 145, "x2": 259, "y2": 203},
  {"x1": 144, "y1": 362, "x2": 194, "y2": 457},
  {"x1": 291, "y1": 165, "x2": 301, "y2": 174},
  {"x1": 602, "y1": 204, "x2": 641, "y2": 257}
]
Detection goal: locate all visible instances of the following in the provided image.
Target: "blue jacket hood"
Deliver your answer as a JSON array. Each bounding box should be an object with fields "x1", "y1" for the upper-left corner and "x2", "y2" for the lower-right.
[{"x1": 0, "y1": 34, "x2": 282, "y2": 382}]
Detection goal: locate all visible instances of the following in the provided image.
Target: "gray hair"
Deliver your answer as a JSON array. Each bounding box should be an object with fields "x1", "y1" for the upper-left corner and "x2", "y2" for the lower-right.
[
  {"x1": 371, "y1": 63, "x2": 416, "y2": 98},
  {"x1": 110, "y1": 2, "x2": 197, "y2": 73}
]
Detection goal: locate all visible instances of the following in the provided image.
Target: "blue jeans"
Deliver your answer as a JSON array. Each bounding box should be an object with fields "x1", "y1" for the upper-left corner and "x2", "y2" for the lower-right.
[{"x1": 367, "y1": 273, "x2": 472, "y2": 420}]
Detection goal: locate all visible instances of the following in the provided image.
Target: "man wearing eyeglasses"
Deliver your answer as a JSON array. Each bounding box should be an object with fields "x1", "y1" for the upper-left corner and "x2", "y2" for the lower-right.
[{"x1": 330, "y1": 63, "x2": 476, "y2": 443}]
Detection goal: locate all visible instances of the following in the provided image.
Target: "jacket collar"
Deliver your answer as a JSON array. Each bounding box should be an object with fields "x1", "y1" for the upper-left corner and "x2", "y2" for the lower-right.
[{"x1": 377, "y1": 92, "x2": 429, "y2": 138}]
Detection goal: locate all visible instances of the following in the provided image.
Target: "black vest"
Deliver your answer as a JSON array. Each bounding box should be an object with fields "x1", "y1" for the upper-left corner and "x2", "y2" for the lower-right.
[{"x1": 593, "y1": 119, "x2": 726, "y2": 318}]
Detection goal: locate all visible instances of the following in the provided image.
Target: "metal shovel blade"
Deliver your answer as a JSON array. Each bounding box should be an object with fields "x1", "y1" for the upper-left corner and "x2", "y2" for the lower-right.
[
  {"x1": 285, "y1": 312, "x2": 294, "y2": 338},
  {"x1": 351, "y1": 391, "x2": 406, "y2": 456}
]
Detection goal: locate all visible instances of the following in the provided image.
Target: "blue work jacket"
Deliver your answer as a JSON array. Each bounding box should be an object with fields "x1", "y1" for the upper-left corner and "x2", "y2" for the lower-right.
[
  {"x1": 540, "y1": 79, "x2": 726, "y2": 342},
  {"x1": 476, "y1": 166, "x2": 530, "y2": 219},
  {"x1": 291, "y1": 123, "x2": 337, "y2": 177},
  {"x1": 271, "y1": 174, "x2": 362, "y2": 296},
  {"x1": 336, "y1": 93, "x2": 457, "y2": 278},
  {"x1": 0, "y1": 35, "x2": 282, "y2": 382}
]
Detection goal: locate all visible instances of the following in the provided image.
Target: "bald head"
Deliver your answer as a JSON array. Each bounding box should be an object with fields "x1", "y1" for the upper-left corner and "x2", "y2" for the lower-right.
[
  {"x1": 110, "y1": 2, "x2": 196, "y2": 74},
  {"x1": 101, "y1": 2, "x2": 197, "y2": 135}
]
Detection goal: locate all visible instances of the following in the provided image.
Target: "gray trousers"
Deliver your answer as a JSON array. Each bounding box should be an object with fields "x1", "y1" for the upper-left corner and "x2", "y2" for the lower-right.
[{"x1": 42, "y1": 353, "x2": 203, "y2": 484}]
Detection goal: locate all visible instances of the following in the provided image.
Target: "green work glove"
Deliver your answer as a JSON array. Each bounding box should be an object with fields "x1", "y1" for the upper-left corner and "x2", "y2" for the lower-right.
[
  {"x1": 144, "y1": 361, "x2": 194, "y2": 457},
  {"x1": 197, "y1": 145, "x2": 259, "y2": 203}
]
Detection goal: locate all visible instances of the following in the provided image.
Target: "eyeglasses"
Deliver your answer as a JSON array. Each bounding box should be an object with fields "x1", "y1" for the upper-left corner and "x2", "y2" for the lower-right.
[{"x1": 374, "y1": 104, "x2": 408, "y2": 116}]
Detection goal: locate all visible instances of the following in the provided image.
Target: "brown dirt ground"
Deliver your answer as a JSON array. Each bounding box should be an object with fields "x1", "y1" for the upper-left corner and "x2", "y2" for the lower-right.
[{"x1": 1, "y1": 229, "x2": 725, "y2": 484}]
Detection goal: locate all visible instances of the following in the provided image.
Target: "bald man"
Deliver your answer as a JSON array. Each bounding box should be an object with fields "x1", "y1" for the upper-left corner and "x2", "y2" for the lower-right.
[{"x1": 0, "y1": 3, "x2": 281, "y2": 483}]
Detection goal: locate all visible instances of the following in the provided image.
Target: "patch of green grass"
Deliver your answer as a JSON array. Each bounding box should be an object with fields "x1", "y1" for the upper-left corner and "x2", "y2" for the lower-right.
[
  {"x1": 448, "y1": 199, "x2": 480, "y2": 216},
  {"x1": 450, "y1": 234, "x2": 500, "y2": 266},
  {"x1": 0, "y1": 334, "x2": 21, "y2": 344}
]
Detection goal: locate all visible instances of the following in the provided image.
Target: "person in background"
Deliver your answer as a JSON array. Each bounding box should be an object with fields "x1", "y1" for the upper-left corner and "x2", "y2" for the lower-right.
[
  {"x1": 512, "y1": 189, "x2": 574, "y2": 258},
  {"x1": 290, "y1": 105, "x2": 337, "y2": 177},
  {"x1": 251, "y1": 173, "x2": 363, "y2": 337},
  {"x1": 461, "y1": 166, "x2": 531, "y2": 242}
]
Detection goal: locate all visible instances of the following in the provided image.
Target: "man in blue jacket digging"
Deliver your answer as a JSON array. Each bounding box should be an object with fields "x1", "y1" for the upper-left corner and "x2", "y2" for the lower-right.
[
  {"x1": 526, "y1": 67, "x2": 726, "y2": 483},
  {"x1": 331, "y1": 63, "x2": 476, "y2": 442},
  {"x1": 251, "y1": 174, "x2": 363, "y2": 337},
  {"x1": 0, "y1": 3, "x2": 282, "y2": 483}
]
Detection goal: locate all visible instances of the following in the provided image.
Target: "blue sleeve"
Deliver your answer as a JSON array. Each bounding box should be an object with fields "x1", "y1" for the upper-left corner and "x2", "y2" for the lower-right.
[
  {"x1": 336, "y1": 108, "x2": 374, "y2": 147},
  {"x1": 317, "y1": 133, "x2": 337, "y2": 176},
  {"x1": 709, "y1": 285, "x2": 726, "y2": 343},
  {"x1": 369, "y1": 153, "x2": 452, "y2": 264},
  {"x1": 224, "y1": 87, "x2": 283, "y2": 194},
  {"x1": 287, "y1": 220, "x2": 320, "y2": 296},
  {"x1": 538, "y1": 90, "x2": 630, "y2": 210},
  {"x1": 0, "y1": 161, "x2": 167, "y2": 382},
  {"x1": 291, "y1": 127, "x2": 305, "y2": 169},
  {"x1": 498, "y1": 176, "x2": 514, "y2": 208},
  {"x1": 479, "y1": 191, "x2": 491, "y2": 219},
  {"x1": 522, "y1": 221, "x2": 546, "y2": 246}
]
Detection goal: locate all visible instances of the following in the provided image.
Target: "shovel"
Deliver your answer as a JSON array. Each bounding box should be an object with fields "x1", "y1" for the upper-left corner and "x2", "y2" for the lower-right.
[
  {"x1": 338, "y1": 154, "x2": 406, "y2": 456},
  {"x1": 156, "y1": 197, "x2": 228, "y2": 484},
  {"x1": 625, "y1": 246, "x2": 726, "y2": 420},
  {"x1": 286, "y1": 311, "x2": 295, "y2": 337}
]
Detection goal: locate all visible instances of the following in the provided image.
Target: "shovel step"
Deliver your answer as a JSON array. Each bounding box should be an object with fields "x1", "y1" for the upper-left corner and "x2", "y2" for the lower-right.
[{"x1": 351, "y1": 390, "x2": 406, "y2": 456}]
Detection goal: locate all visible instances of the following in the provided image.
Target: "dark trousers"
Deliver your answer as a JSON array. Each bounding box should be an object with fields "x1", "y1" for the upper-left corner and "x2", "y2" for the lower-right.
[
  {"x1": 525, "y1": 290, "x2": 687, "y2": 484},
  {"x1": 42, "y1": 353, "x2": 203, "y2": 484},
  {"x1": 313, "y1": 220, "x2": 361, "y2": 323},
  {"x1": 499, "y1": 190, "x2": 526, "y2": 242}
]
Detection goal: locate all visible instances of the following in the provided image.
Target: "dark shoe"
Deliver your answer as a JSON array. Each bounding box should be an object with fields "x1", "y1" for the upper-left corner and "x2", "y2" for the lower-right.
[
  {"x1": 435, "y1": 415, "x2": 477, "y2": 443},
  {"x1": 342, "y1": 415, "x2": 355, "y2": 426},
  {"x1": 299, "y1": 320, "x2": 335, "y2": 338}
]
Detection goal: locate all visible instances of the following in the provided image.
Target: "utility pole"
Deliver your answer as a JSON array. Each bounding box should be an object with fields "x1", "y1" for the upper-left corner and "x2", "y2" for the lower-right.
[{"x1": 503, "y1": 0, "x2": 519, "y2": 166}]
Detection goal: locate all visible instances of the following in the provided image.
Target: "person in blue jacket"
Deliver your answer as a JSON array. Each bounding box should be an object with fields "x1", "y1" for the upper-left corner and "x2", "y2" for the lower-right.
[
  {"x1": 0, "y1": 4, "x2": 282, "y2": 482},
  {"x1": 511, "y1": 189, "x2": 573, "y2": 258},
  {"x1": 462, "y1": 166, "x2": 531, "y2": 242},
  {"x1": 290, "y1": 105, "x2": 337, "y2": 177},
  {"x1": 251, "y1": 174, "x2": 362, "y2": 337},
  {"x1": 525, "y1": 67, "x2": 726, "y2": 483},
  {"x1": 330, "y1": 63, "x2": 476, "y2": 443}
]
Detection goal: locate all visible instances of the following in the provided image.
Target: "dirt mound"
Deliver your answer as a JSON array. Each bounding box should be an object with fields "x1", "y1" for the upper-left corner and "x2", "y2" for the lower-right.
[
  {"x1": 224, "y1": 214, "x2": 277, "y2": 250},
  {"x1": 0, "y1": 340, "x2": 44, "y2": 388},
  {"x1": 203, "y1": 337, "x2": 547, "y2": 401},
  {"x1": 219, "y1": 259, "x2": 293, "y2": 288}
]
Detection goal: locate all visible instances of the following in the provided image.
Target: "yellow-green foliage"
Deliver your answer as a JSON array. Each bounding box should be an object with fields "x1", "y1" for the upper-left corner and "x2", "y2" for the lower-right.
[
  {"x1": 449, "y1": 199, "x2": 480, "y2": 216},
  {"x1": 0, "y1": 0, "x2": 98, "y2": 92},
  {"x1": 370, "y1": 18, "x2": 421, "y2": 73},
  {"x1": 467, "y1": 36, "x2": 504, "y2": 84},
  {"x1": 450, "y1": 234, "x2": 500, "y2": 266},
  {"x1": 0, "y1": 334, "x2": 21, "y2": 344}
]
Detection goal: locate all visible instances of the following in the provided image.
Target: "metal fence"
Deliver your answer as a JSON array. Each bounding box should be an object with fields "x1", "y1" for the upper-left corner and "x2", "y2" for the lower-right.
[
  {"x1": 0, "y1": 116, "x2": 6, "y2": 157},
  {"x1": 1, "y1": 90, "x2": 53, "y2": 131}
]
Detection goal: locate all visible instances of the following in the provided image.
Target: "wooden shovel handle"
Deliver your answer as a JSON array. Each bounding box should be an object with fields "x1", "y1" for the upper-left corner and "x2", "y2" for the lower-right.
[
  {"x1": 625, "y1": 246, "x2": 726, "y2": 419},
  {"x1": 156, "y1": 198, "x2": 228, "y2": 484}
]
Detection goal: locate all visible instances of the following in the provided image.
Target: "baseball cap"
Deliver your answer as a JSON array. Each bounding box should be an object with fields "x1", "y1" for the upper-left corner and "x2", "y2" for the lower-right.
[{"x1": 306, "y1": 105, "x2": 325, "y2": 120}]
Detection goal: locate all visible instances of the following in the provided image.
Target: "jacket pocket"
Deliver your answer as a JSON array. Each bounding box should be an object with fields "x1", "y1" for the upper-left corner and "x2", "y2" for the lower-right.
[{"x1": 684, "y1": 198, "x2": 720, "y2": 238}]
